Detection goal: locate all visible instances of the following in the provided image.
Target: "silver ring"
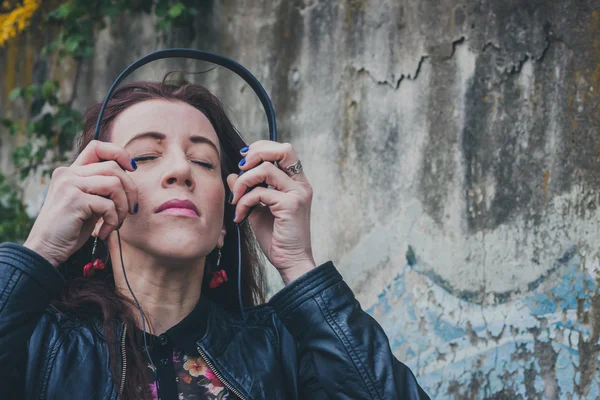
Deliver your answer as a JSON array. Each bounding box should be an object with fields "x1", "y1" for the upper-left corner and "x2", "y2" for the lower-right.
[{"x1": 284, "y1": 160, "x2": 303, "y2": 176}]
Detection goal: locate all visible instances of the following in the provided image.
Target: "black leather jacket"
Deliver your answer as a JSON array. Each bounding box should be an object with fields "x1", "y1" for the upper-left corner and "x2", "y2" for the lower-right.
[{"x1": 0, "y1": 242, "x2": 429, "y2": 399}]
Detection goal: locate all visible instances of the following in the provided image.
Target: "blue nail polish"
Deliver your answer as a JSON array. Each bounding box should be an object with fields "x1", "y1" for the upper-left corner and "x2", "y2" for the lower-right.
[
  {"x1": 239, "y1": 158, "x2": 246, "y2": 167},
  {"x1": 131, "y1": 159, "x2": 137, "y2": 170},
  {"x1": 233, "y1": 212, "x2": 237, "y2": 221},
  {"x1": 134, "y1": 203, "x2": 139, "y2": 213},
  {"x1": 240, "y1": 146, "x2": 249, "y2": 154}
]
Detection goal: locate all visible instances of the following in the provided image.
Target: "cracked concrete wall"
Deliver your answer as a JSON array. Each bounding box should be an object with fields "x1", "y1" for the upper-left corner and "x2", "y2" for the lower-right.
[{"x1": 2, "y1": 0, "x2": 600, "y2": 398}]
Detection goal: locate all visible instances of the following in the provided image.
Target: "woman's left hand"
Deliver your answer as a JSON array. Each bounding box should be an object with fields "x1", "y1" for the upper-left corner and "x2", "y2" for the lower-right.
[{"x1": 227, "y1": 141, "x2": 316, "y2": 284}]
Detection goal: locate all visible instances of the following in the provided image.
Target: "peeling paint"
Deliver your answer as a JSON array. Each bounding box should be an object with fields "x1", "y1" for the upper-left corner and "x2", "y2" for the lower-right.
[{"x1": 366, "y1": 249, "x2": 600, "y2": 398}]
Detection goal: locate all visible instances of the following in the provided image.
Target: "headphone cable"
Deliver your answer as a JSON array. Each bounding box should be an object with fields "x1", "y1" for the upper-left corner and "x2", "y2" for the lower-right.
[{"x1": 116, "y1": 229, "x2": 159, "y2": 397}]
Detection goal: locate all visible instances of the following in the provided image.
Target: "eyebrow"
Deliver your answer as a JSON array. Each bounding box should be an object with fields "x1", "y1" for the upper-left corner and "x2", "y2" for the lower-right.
[{"x1": 124, "y1": 131, "x2": 220, "y2": 155}]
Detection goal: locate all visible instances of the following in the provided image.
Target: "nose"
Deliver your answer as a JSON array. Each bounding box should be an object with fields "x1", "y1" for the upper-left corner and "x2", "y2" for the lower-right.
[{"x1": 161, "y1": 153, "x2": 195, "y2": 191}]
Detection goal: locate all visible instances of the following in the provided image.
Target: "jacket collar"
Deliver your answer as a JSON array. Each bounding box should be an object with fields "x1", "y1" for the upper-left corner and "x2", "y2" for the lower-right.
[
  {"x1": 196, "y1": 300, "x2": 260, "y2": 399},
  {"x1": 197, "y1": 299, "x2": 235, "y2": 356}
]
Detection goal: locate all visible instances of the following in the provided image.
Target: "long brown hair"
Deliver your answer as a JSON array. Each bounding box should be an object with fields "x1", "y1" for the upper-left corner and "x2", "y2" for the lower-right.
[{"x1": 51, "y1": 78, "x2": 266, "y2": 399}]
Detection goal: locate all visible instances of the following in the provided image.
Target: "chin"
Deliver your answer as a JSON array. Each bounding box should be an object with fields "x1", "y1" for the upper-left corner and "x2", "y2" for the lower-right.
[
  {"x1": 155, "y1": 247, "x2": 204, "y2": 262},
  {"x1": 147, "y1": 229, "x2": 214, "y2": 260}
]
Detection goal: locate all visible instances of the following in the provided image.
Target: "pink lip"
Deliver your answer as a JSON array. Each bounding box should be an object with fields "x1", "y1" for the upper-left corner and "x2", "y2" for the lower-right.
[
  {"x1": 158, "y1": 208, "x2": 198, "y2": 218},
  {"x1": 156, "y1": 199, "x2": 199, "y2": 216}
]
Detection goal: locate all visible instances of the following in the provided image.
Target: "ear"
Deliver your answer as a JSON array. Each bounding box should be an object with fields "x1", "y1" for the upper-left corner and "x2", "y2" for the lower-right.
[{"x1": 217, "y1": 222, "x2": 226, "y2": 248}]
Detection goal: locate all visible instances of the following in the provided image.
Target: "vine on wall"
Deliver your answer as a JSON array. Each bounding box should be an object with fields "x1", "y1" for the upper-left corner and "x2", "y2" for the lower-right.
[{"x1": 0, "y1": 0, "x2": 200, "y2": 243}]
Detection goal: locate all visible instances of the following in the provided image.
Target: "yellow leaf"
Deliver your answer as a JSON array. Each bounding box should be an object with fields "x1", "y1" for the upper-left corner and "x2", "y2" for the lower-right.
[{"x1": 0, "y1": 0, "x2": 40, "y2": 47}]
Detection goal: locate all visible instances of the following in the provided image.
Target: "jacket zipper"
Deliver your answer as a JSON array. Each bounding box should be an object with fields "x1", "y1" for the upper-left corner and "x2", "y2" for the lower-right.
[
  {"x1": 196, "y1": 345, "x2": 246, "y2": 400},
  {"x1": 117, "y1": 323, "x2": 128, "y2": 400}
]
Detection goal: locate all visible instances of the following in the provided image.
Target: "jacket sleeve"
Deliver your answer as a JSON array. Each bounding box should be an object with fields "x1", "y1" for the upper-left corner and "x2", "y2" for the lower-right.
[
  {"x1": 0, "y1": 243, "x2": 64, "y2": 378},
  {"x1": 269, "y1": 262, "x2": 430, "y2": 400}
]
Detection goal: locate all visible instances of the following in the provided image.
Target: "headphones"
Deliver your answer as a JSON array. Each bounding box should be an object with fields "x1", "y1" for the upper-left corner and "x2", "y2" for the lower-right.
[
  {"x1": 94, "y1": 49, "x2": 277, "y2": 396},
  {"x1": 94, "y1": 48, "x2": 277, "y2": 141}
]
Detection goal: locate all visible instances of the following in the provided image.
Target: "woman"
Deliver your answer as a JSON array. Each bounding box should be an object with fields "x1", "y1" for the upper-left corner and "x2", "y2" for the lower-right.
[{"x1": 0, "y1": 80, "x2": 429, "y2": 399}]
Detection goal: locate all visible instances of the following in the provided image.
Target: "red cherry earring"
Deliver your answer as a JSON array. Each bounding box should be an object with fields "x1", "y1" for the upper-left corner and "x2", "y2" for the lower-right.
[
  {"x1": 83, "y1": 237, "x2": 106, "y2": 277},
  {"x1": 209, "y1": 248, "x2": 228, "y2": 288}
]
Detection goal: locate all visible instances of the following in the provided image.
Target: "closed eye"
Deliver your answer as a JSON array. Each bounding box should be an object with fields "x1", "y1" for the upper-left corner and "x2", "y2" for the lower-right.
[
  {"x1": 193, "y1": 161, "x2": 215, "y2": 170},
  {"x1": 132, "y1": 155, "x2": 157, "y2": 162},
  {"x1": 132, "y1": 155, "x2": 214, "y2": 170}
]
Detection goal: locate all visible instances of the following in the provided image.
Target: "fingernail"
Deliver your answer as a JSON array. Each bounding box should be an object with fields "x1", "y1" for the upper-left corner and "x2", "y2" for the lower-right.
[
  {"x1": 134, "y1": 203, "x2": 139, "y2": 213},
  {"x1": 238, "y1": 158, "x2": 246, "y2": 167},
  {"x1": 131, "y1": 159, "x2": 137, "y2": 170},
  {"x1": 240, "y1": 146, "x2": 249, "y2": 154},
  {"x1": 233, "y1": 212, "x2": 237, "y2": 221},
  {"x1": 228, "y1": 192, "x2": 234, "y2": 204}
]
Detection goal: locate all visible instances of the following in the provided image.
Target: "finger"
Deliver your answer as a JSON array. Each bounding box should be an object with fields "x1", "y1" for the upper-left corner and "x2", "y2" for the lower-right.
[
  {"x1": 73, "y1": 161, "x2": 138, "y2": 214},
  {"x1": 72, "y1": 140, "x2": 136, "y2": 172},
  {"x1": 239, "y1": 141, "x2": 304, "y2": 176},
  {"x1": 227, "y1": 173, "x2": 238, "y2": 194},
  {"x1": 230, "y1": 162, "x2": 296, "y2": 205},
  {"x1": 233, "y1": 186, "x2": 288, "y2": 223},
  {"x1": 75, "y1": 176, "x2": 130, "y2": 228},
  {"x1": 84, "y1": 194, "x2": 119, "y2": 241}
]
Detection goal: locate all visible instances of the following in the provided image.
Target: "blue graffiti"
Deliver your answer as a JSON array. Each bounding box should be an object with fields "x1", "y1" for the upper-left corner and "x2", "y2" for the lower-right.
[{"x1": 366, "y1": 251, "x2": 600, "y2": 399}]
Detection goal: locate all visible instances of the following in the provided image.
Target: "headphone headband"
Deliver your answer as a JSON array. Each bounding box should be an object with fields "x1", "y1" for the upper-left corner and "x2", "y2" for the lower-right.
[{"x1": 93, "y1": 48, "x2": 277, "y2": 142}]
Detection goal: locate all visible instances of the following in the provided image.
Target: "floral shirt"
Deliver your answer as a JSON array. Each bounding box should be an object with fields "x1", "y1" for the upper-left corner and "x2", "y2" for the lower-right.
[
  {"x1": 146, "y1": 348, "x2": 237, "y2": 400},
  {"x1": 139, "y1": 296, "x2": 239, "y2": 400}
]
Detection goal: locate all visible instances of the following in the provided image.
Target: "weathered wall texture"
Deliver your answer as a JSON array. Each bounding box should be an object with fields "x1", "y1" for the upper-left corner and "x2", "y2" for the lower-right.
[{"x1": 2, "y1": 0, "x2": 600, "y2": 398}]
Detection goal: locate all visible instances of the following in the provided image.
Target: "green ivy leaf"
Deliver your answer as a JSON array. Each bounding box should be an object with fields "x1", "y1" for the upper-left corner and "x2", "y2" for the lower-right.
[
  {"x1": 42, "y1": 80, "x2": 58, "y2": 101},
  {"x1": 42, "y1": 39, "x2": 59, "y2": 57},
  {"x1": 157, "y1": 19, "x2": 172, "y2": 31},
  {"x1": 19, "y1": 167, "x2": 31, "y2": 180},
  {"x1": 82, "y1": 45, "x2": 94, "y2": 59},
  {"x1": 13, "y1": 143, "x2": 33, "y2": 168},
  {"x1": 49, "y1": 3, "x2": 72, "y2": 20},
  {"x1": 169, "y1": 3, "x2": 186, "y2": 18},
  {"x1": 24, "y1": 84, "x2": 40, "y2": 99},
  {"x1": 8, "y1": 88, "x2": 22, "y2": 102},
  {"x1": 55, "y1": 114, "x2": 72, "y2": 128},
  {"x1": 40, "y1": 113, "x2": 55, "y2": 134},
  {"x1": 155, "y1": 0, "x2": 169, "y2": 18},
  {"x1": 25, "y1": 121, "x2": 36, "y2": 135},
  {"x1": 64, "y1": 36, "x2": 81, "y2": 53},
  {"x1": 30, "y1": 98, "x2": 45, "y2": 116},
  {"x1": 1, "y1": 119, "x2": 19, "y2": 135},
  {"x1": 104, "y1": 4, "x2": 120, "y2": 18}
]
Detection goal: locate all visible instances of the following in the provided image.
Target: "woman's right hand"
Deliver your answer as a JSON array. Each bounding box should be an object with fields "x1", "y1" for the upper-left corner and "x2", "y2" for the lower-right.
[{"x1": 23, "y1": 140, "x2": 139, "y2": 268}]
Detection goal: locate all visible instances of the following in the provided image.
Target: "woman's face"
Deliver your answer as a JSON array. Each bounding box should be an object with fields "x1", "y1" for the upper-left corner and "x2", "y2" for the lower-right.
[{"x1": 105, "y1": 99, "x2": 226, "y2": 263}]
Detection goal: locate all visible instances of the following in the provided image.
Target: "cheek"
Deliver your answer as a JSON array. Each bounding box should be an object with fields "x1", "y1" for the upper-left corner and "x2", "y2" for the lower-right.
[
  {"x1": 205, "y1": 181, "x2": 226, "y2": 212},
  {"x1": 132, "y1": 178, "x2": 156, "y2": 209}
]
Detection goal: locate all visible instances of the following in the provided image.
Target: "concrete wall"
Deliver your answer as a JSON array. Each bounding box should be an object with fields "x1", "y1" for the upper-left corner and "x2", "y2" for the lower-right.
[{"x1": 2, "y1": 0, "x2": 600, "y2": 398}]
